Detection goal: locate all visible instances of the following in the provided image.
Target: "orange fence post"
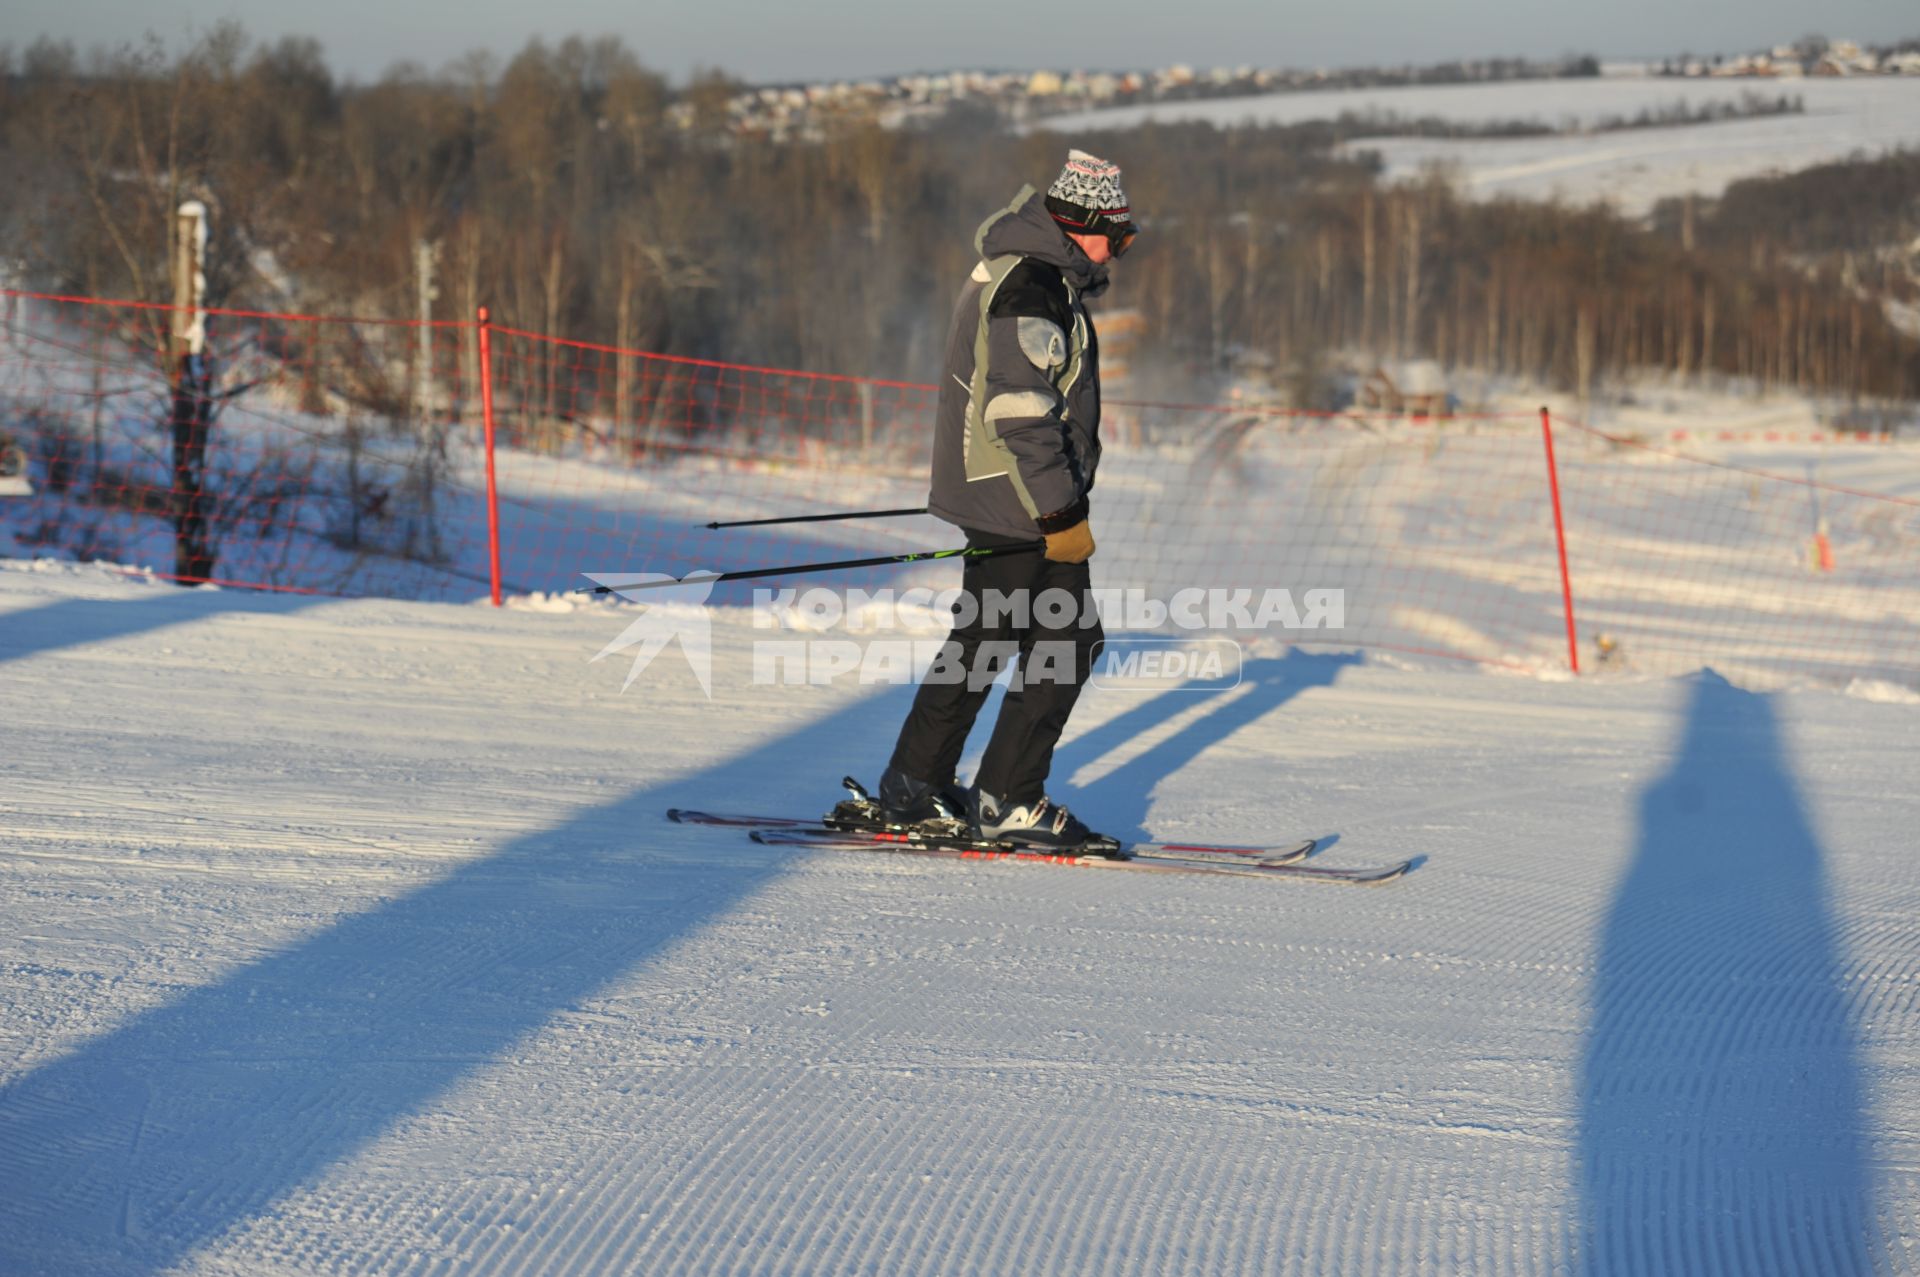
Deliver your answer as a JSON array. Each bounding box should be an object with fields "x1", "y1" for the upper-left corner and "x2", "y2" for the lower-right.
[
  {"x1": 1540, "y1": 406, "x2": 1579, "y2": 674},
  {"x1": 478, "y1": 306, "x2": 503, "y2": 607}
]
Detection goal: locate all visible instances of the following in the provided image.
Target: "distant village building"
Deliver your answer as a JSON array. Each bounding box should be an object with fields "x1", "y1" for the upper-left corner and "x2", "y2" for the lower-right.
[
  {"x1": 1025, "y1": 70, "x2": 1064, "y2": 97},
  {"x1": 1357, "y1": 361, "x2": 1453, "y2": 419},
  {"x1": 1811, "y1": 40, "x2": 1882, "y2": 76}
]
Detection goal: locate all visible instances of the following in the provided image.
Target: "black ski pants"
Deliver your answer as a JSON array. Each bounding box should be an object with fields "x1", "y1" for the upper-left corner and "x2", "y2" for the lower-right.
[{"x1": 886, "y1": 529, "x2": 1105, "y2": 806}]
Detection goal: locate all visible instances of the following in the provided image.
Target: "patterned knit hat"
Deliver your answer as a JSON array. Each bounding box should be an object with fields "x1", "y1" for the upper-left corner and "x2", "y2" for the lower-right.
[{"x1": 1045, "y1": 149, "x2": 1131, "y2": 231}]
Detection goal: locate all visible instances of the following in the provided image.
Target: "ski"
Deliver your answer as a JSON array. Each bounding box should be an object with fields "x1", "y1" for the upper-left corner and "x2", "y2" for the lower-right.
[
  {"x1": 745, "y1": 825, "x2": 1409, "y2": 885},
  {"x1": 667, "y1": 778, "x2": 1408, "y2": 884},
  {"x1": 753, "y1": 823, "x2": 1315, "y2": 869},
  {"x1": 666, "y1": 808, "x2": 1313, "y2": 867}
]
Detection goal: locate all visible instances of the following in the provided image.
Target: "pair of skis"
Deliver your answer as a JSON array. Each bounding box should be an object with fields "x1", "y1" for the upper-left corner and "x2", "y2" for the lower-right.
[{"x1": 667, "y1": 781, "x2": 1411, "y2": 885}]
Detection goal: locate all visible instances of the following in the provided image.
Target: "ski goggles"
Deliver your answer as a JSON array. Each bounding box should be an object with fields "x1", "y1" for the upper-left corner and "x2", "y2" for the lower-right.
[
  {"x1": 1084, "y1": 209, "x2": 1138, "y2": 259},
  {"x1": 1047, "y1": 199, "x2": 1139, "y2": 259}
]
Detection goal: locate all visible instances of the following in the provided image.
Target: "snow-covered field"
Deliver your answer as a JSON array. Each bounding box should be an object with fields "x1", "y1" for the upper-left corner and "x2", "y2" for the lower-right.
[
  {"x1": 1045, "y1": 77, "x2": 1920, "y2": 215},
  {"x1": 3, "y1": 559, "x2": 1918, "y2": 1274}
]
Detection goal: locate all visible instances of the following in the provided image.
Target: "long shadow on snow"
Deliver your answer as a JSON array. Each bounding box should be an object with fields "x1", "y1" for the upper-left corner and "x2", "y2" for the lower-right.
[
  {"x1": 0, "y1": 682, "x2": 914, "y2": 1276},
  {"x1": 0, "y1": 585, "x2": 325, "y2": 667},
  {"x1": 1577, "y1": 671, "x2": 1880, "y2": 1276},
  {"x1": 1050, "y1": 651, "x2": 1361, "y2": 846}
]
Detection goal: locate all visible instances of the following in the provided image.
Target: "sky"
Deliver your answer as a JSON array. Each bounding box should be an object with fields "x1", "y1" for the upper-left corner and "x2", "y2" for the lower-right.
[{"x1": 8, "y1": 0, "x2": 1918, "y2": 85}]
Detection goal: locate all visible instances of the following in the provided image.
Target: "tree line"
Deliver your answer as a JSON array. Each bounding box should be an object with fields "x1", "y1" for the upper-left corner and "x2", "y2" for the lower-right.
[{"x1": 2, "y1": 26, "x2": 1915, "y2": 421}]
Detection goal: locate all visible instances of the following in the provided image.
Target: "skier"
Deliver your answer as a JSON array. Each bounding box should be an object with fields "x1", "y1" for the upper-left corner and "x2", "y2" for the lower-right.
[{"x1": 871, "y1": 149, "x2": 1137, "y2": 851}]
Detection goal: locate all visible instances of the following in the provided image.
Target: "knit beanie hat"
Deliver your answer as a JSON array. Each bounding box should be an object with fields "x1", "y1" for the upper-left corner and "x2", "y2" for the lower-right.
[{"x1": 1045, "y1": 149, "x2": 1132, "y2": 230}]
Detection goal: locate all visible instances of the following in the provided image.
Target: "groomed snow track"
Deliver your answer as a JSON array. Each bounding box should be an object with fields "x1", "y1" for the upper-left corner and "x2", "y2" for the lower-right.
[{"x1": 1, "y1": 561, "x2": 1917, "y2": 1275}]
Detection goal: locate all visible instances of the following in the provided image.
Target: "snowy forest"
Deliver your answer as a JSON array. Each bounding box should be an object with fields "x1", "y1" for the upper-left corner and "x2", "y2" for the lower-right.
[{"x1": 2, "y1": 26, "x2": 1917, "y2": 404}]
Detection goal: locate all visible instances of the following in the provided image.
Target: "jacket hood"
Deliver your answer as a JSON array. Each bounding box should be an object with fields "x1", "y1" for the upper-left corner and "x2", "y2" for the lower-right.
[{"x1": 974, "y1": 186, "x2": 1111, "y2": 297}]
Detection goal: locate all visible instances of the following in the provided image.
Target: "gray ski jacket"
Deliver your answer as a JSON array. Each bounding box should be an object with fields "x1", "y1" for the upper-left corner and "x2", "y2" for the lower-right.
[{"x1": 925, "y1": 186, "x2": 1107, "y2": 540}]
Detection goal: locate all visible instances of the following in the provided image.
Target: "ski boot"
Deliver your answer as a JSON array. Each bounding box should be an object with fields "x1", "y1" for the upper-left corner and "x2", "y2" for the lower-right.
[
  {"x1": 829, "y1": 772, "x2": 970, "y2": 837},
  {"x1": 972, "y1": 790, "x2": 1121, "y2": 857}
]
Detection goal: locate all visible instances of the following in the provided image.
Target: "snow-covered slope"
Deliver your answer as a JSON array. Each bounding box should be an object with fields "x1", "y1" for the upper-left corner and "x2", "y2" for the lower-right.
[
  {"x1": 2, "y1": 560, "x2": 1917, "y2": 1274},
  {"x1": 1044, "y1": 77, "x2": 1920, "y2": 216}
]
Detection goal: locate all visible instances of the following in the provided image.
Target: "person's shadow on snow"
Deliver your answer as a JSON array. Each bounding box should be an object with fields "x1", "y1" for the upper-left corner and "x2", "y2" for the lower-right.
[
  {"x1": 1048, "y1": 650, "x2": 1361, "y2": 846},
  {"x1": 1576, "y1": 670, "x2": 1882, "y2": 1275}
]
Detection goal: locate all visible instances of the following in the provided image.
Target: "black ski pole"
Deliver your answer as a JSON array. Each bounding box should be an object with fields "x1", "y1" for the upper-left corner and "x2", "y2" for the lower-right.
[
  {"x1": 575, "y1": 541, "x2": 1043, "y2": 595},
  {"x1": 706, "y1": 506, "x2": 928, "y2": 530}
]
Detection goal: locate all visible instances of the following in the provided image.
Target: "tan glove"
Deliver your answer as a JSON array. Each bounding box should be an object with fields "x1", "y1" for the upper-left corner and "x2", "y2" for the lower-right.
[{"x1": 1043, "y1": 519, "x2": 1095, "y2": 564}]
